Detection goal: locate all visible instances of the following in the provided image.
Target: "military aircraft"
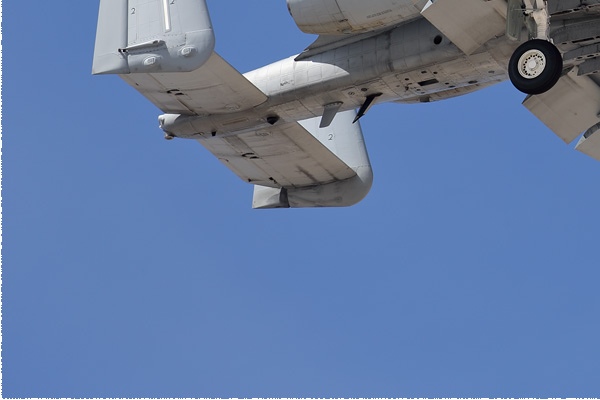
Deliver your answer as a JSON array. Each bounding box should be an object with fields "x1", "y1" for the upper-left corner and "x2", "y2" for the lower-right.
[{"x1": 93, "y1": 0, "x2": 600, "y2": 208}]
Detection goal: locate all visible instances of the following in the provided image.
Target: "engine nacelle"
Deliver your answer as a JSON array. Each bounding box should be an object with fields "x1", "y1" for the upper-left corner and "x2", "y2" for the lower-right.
[{"x1": 287, "y1": 0, "x2": 426, "y2": 35}]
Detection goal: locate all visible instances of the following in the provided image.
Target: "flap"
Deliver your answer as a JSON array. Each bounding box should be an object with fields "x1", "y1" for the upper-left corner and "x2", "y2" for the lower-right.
[
  {"x1": 523, "y1": 68, "x2": 600, "y2": 144},
  {"x1": 420, "y1": 0, "x2": 507, "y2": 55},
  {"x1": 196, "y1": 121, "x2": 356, "y2": 188},
  {"x1": 119, "y1": 52, "x2": 268, "y2": 115}
]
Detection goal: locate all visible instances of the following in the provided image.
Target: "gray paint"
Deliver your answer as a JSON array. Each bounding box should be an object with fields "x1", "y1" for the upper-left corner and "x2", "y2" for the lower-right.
[
  {"x1": 93, "y1": 0, "x2": 215, "y2": 74},
  {"x1": 93, "y1": 0, "x2": 600, "y2": 208}
]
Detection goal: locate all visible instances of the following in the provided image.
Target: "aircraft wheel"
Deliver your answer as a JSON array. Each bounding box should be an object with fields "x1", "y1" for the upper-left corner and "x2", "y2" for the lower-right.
[{"x1": 508, "y1": 39, "x2": 563, "y2": 95}]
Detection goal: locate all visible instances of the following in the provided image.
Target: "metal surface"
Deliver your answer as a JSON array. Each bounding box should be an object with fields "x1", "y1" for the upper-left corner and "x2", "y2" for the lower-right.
[
  {"x1": 93, "y1": 0, "x2": 600, "y2": 207},
  {"x1": 93, "y1": 0, "x2": 214, "y2": 74},
  {"x1": 523, "y1": 68, "x2": 600, "y2": 144},
  {"x1": 253, "y1": 110, "x2": 373, "y2": 208},
  {"x1": 421, "y1": 0, "x2": 507, "y2": 55},
  {"x1": 518, "y1": 49, "x2": 547, "y2": 79}
]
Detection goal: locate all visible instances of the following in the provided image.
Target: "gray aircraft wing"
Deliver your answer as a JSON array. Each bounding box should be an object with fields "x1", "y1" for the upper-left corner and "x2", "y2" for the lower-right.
[
  {"x1": 193, "y1": 121, "x2": 356, "y2": 189},
  {"x1": 131, "y1": 53, "x2": 359, "y2": 189},
  {"x1": 119, "y1": 53, "x2": 268, "y2": 115},
  {"x1": 137, "y1": 52, "x2": 364, "y2": 201},
  {"x1": 524, "y1": 68, "x2": 600, "y2": 161},
  {"x1": 93, "y1": 0, "x2": 372, "y2": 208},
  {"x1": 418, "y1": 0, "x2": 508, "y2": 55}
]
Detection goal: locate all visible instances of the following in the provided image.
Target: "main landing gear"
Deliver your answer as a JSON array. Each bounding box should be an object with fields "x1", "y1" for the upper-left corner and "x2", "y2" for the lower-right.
[
  {"x1": 507, "y1": 0, "x2": 563, "y2": 95},
  {"x1": 508, "y1": 39, "x2": 562, "y2": 95}
]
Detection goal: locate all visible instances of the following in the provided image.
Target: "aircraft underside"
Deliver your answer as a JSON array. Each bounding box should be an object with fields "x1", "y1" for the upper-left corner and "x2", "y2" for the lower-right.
[
  {"x1": 243, "y1": 19, "x2": 514, "y2": 122},
  {"x1": 93, "y1": 0, "x2": 600, "y2": 208}
]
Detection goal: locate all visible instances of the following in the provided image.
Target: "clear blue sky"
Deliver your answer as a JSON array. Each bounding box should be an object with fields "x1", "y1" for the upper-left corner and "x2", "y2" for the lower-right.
[{"x1": 3, "y1": 1, "x2": 600, "y2": 397}]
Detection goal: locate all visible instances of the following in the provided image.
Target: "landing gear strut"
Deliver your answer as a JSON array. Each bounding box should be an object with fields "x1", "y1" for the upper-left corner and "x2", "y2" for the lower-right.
[{"x1": 507, "y1": 0, "x2": 563, "y2": 95}]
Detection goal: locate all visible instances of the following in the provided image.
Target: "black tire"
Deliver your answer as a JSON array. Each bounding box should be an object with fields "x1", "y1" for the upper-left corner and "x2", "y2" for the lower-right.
[{"x1": 508, "y1": 39, "x2": 563, "y2": 95}]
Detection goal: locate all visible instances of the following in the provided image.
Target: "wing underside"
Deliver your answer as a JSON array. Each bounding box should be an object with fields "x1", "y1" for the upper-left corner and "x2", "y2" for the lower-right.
[
  {"x1": 119, "y1": 53, "x2": 268, "y2": 115},
  {"x1": 196, "y1": 121, "x2": 356, "y2": 189},
  {"x1": 122, "y1": 51, "x2": 359, "y2": 190},
  {"x1": 524, "y1": 68, "x2": 600, "y2": 161}
]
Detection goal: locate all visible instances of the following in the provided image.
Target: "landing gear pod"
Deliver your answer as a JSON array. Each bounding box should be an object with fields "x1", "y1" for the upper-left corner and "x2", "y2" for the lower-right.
[
  {"x1": 509, "y1": 39, "x2": 563, "y2": 95},
  {"x1": 252, "y1": 110, "x2": 373, "y2": 209}
]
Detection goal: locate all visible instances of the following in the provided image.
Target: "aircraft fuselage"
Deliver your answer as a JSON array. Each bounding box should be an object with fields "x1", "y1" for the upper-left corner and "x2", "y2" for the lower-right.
[{"x1": 164, "y1": 17, "x2": 519, "y2": 138}]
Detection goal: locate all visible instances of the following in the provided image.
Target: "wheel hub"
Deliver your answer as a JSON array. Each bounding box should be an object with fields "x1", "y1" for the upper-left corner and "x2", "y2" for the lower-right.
[{"x1": 518, "y1": 49, "x2": 547, "y2": 79}]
